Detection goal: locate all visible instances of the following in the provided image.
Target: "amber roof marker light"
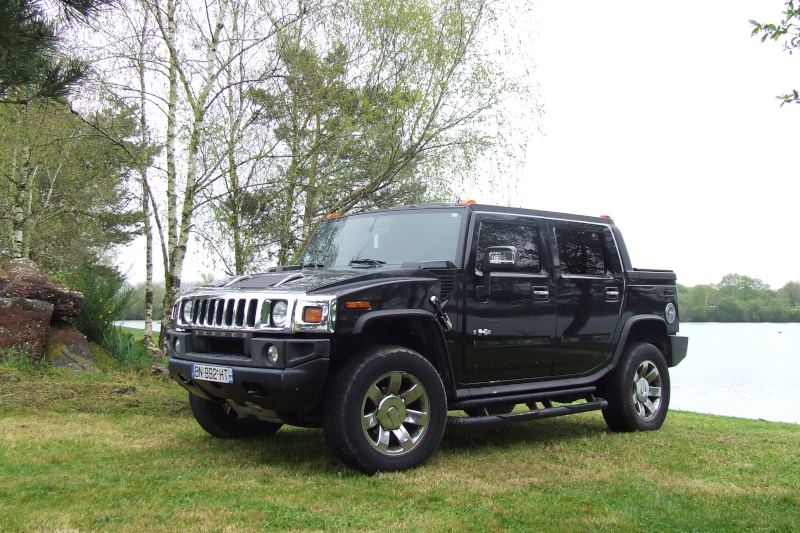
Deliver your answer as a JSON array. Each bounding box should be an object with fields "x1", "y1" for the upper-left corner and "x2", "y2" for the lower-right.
[{"x1": 459, "y1": 199, "x2": 476, "y2": 205}]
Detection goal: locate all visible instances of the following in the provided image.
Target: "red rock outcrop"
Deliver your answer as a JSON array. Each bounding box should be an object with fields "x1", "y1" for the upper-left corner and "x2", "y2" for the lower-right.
[
  {"x1": 0, "y1": 260, "x2": 94, "y2": 371},
  {"x1": 0, "y1": 297, "x2": 55, "y2": 355},
  {"x1": 0, "y1": 259, "x2": 83, "y2": 317},
  {"x1": 45, "y1": 319, "x2": 96, "y2": 371}
]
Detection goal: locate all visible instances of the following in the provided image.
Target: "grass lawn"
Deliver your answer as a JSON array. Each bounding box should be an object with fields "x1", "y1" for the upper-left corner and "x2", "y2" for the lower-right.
[
  {"x1": 119, "y1": 326, "x2": 160, "y2": 346},
  {"x1": 1, "y1": 366, "x2": 798, "y2": 532}
]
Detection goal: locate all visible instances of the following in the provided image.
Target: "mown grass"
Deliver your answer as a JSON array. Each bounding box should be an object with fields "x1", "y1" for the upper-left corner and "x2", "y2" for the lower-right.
[{"x1": 1, "y1": 366, "x2": 798, "y2": 532}]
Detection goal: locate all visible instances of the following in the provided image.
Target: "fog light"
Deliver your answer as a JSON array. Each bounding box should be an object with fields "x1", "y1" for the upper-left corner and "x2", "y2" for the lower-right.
[
  {"x1": 267, "y1": 345, "x2": 279, "y2": 365},
  {"x1": 174, "y1": 338, "x2": 182, "y2": 353}
]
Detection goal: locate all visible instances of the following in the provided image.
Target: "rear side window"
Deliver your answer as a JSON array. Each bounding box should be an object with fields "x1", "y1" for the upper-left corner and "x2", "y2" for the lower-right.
[
  {"x1": 555, "y1": 228, "x2": 606, "y2": 276},
  {"x1": 476, "y1": 221, "x2": 541, "y2": 272}
]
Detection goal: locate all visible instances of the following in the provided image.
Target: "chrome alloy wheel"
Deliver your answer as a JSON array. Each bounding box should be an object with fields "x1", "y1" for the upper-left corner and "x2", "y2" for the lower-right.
[
  {"x1": 631, "y1": 360, "x2": 662, "y2": 421},
  {"x1": 361, "y1": 371, "x2": 431, "y2": 456}
]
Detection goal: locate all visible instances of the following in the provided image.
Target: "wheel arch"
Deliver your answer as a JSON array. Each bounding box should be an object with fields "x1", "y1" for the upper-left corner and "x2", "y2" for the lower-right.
[
  {"x1": 349, "y1": 311, "x2": 456, "y2": 398},
  {"x1": 613, "y1": 315, "x2": 672, "y2": 367}
]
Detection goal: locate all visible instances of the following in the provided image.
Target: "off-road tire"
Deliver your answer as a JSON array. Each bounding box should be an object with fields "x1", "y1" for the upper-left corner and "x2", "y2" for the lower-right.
[
  {"x1": 323, "y1": 345, "x2": 447, "y2": 474},
  {"x1": 602, "y1": 342, "x2": 670, "y2": 432}
]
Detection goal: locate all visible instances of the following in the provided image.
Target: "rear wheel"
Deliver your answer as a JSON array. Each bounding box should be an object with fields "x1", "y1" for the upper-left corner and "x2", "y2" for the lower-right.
[
  {"x1": 324, "y1": 346, "x2": 447, "y2": 473},
  {"x1": 602, "y1": 342, "x2": 670, "y2": 432},
  {"x1": 189, "y1": 393, "x2": 282, "y2": 439}
]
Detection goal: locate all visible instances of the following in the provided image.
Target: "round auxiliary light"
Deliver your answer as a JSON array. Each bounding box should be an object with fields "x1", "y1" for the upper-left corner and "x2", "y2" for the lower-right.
[
  {"x1": 272, "y1": 301, "x2": 288, "y2": 327},
  {"x1": 174, "y1": 338, "x2": 182, "y2": 353},
  {"x1": 665, "y1": 303, "x2": 677, "y2": 324},
  {"x1": 267, "y1": 345, "x2": 279, "y2": 365},
  {"x1": 181, "y1": 300, "x2": 193, "y2": 323}
]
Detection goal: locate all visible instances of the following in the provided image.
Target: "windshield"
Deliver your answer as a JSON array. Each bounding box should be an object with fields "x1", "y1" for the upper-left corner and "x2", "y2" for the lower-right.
[{"x1": 302, "y1": 208, "x2": 464, "y2": 267}]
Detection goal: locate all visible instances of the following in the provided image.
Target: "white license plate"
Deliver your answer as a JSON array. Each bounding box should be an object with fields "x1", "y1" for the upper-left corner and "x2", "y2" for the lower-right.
[{"x1": 192, "y1": 364, "x2": 234, "y2": 384}]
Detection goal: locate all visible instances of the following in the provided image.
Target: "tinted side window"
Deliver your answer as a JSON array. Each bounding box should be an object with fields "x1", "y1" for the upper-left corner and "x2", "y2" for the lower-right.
[
  {"x1": 555, "y1": 228, "x2": 606, "y2": 276},
  {"x1": 477, "y1": 222, "x2": 541, "y2": 272}
]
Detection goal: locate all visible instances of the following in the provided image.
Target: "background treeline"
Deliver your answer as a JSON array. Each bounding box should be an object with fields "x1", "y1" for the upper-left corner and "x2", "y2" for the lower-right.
[{"x1": 678, "y1": 274, "x2": 800, "y2": 322}]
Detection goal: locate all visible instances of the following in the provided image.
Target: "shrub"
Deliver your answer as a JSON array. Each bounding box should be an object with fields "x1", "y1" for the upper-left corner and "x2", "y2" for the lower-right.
[
  {"x1": 102, "y1": 327, "x2": 151, "y2": 371},
  {"x1": 58, "y1": 264, "x2": 135, "y2": 343}
]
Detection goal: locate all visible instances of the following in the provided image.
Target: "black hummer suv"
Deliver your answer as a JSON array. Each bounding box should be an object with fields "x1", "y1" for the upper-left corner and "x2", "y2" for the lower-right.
[{"x1": 167, "y1": 203, "x2": 688, "y2": 473}]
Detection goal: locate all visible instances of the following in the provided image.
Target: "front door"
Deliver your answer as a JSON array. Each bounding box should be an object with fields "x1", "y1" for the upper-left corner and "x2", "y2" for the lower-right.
[{"x1": 461, "y1": 214, "x2": 557, "y2": 384}]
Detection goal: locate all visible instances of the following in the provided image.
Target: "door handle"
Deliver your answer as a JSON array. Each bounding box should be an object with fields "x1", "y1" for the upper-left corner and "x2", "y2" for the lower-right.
[
  {"x1": 605, "y1": 287, "x2": 620, "y2": 302},
  {"x1": 532, "y1": 286, "x2": 550, "y2": 301}
]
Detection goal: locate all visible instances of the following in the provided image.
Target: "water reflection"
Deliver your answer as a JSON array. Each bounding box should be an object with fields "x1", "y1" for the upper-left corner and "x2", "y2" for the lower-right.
[{"x1": 670, "y1": 322, "x2": 800, "y2": 424}]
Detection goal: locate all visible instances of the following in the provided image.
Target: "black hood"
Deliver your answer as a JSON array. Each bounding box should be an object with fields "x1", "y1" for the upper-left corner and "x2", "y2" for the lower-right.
[{"x1": 195, "y1": 266, "x2": 440, "y2": 295}]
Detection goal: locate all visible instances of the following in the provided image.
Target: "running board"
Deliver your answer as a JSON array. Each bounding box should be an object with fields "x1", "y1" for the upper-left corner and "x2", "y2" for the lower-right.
[{"x1": 447, "y1": 399, "x2": 608, "y2": 427}]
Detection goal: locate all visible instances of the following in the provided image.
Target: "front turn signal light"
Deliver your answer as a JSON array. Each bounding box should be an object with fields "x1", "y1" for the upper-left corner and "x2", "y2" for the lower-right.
[{"x1": 303, "y1": 306, "x2": 324, "y2": 323}]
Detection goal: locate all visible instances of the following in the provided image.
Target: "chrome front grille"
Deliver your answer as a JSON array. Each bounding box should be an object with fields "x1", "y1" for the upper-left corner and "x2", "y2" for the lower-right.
[{"x1": 176, "y1": 294, "x2": 285, "y2": 331}]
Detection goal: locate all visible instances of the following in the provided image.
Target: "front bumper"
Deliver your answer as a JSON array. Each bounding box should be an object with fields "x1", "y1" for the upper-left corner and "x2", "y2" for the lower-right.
[{"x1": 166, "y1": 329, "x2": 330, "y2": 419}]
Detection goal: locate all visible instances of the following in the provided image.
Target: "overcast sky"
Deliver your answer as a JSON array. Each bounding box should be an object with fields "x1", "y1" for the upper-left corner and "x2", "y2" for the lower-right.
[
  {"x1": 477, "y1": 0, "x2": 799, "y2": 288},
  {"x1": 119, "y1": 1, "x2": 799, "y2": 289}
]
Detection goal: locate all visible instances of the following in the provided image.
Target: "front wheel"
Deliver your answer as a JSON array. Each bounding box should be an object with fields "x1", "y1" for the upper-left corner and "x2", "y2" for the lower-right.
[
  {"x1": 323, "y1": 346, "x2": 447, "y2": 473},
  {"x1": 602, "y1": 342, "x2": 670, "y2": 432},
  {"x1": 189, "y1": 393, "x2": 282, "y2": 439}
]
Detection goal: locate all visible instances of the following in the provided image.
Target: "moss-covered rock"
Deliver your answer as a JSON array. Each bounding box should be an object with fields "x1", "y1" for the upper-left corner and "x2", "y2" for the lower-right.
[{"x1": 44, "y1": 320, "x2": 96, "y2": 372}]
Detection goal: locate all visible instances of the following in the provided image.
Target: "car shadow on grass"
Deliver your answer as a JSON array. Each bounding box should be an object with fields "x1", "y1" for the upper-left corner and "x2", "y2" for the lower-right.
[
  {"x1": 185, "y1": 411, "x2": 611, "y2": 475},
  {"x1": 439, "y1": 411, "x2": 610, "y2": 453}
]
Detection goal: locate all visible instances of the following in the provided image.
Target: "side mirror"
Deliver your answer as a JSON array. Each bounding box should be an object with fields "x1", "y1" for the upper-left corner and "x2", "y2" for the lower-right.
[
  {"x1": 482, "y1": 246, "x2": 518, "y2": 271},
  {"x1": 476, "y1": 246, "x2": 517, "y2": 299}
]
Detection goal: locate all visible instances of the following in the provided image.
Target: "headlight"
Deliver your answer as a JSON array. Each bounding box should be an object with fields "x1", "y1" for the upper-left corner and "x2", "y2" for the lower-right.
[
  {"x1": 181, "y1": 300, "x2": 194, "y2": 323},
  {"x1": 271, "y1": 301, "x2": 288, "y2": 327}
]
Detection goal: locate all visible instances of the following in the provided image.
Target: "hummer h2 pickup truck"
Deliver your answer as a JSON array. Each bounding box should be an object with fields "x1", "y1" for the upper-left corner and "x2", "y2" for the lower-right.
[{"x1": 167, "y1": 202, "x2": 688, "y2": 473}]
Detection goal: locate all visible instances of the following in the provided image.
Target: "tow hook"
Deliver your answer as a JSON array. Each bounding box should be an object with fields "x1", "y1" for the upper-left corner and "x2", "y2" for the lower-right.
[{"x1": 429, "y1": 295, "x2": 453, "y2": 331}]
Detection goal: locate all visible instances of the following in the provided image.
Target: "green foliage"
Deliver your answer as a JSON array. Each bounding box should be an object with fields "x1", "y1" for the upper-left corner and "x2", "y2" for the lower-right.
[
  {"x1": 101, "y1": 326, "x2": 151, "y2": 370},
  {"x1": 58, "y1": 263, "x2": 135, "y2": 343},
  {"x1": 0, "y1": 346, "x2": 49, "y2": 373},
  {"x1": 0, "y1": 101, "x2": 142, "y2": 268},
  {"x1": 199, "y1": 0, "x2": 528, "y2": 272},
  {"x1": 679, "y1": 274, "x2": 800, "y2": 322},
  {"x1": 121, "y1": 281, "x2": 165, "y2": 320},
  {"x1": 750, "y1": 0, "x2": 800, "y2": 105},
  {"x1": 0, "y1": 0, "x2": 111, "y2": 103}
]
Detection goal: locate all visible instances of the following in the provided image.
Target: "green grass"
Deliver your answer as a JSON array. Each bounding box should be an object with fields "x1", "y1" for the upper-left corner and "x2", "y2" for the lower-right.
[
  {"x1": 1, "y1": 367, "x2": 798, "y2": 532},
  {"x1": 119, "y1": 325, "x2": 161, "y2": 346}
]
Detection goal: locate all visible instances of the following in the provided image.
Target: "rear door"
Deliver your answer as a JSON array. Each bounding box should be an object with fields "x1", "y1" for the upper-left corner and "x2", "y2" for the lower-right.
[
  {"x1": 551, "y1": 221, "x2": 624, "y2": 376},
  {"x1": 460, "y1": 213, "x2": 557, "y2": 384}
]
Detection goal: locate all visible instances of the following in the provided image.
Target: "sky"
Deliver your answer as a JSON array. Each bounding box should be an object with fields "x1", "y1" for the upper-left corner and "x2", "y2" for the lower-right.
[{"x1": 118, "y1": 0, "x2": 799, "y2": 289}]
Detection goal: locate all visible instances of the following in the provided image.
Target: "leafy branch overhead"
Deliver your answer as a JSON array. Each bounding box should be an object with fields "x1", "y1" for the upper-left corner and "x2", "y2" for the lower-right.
[
  {"x1": 750, "y1": 0, "x2": 800, "y2": 105},
  {"x1": 0, "y1": 0, "x2": 111, "y2": 103}
]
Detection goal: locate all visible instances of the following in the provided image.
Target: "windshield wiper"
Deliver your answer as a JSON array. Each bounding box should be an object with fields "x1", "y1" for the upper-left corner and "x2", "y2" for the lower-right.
[
  {"x1": 303, "y1": 263, "x2": 325, "y2": 269},
  {"x1": 349, "y1": 258, "x2": 386, "y2": 267}
]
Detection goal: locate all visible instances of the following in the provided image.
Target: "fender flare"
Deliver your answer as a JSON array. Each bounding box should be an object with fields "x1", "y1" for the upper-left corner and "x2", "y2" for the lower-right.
[
  {"x1": 352, "y1": 309, "x2": 456, "y2": 396},
  {"x1": 611, "y1": 314, "x2": 668, "y2": 368}
]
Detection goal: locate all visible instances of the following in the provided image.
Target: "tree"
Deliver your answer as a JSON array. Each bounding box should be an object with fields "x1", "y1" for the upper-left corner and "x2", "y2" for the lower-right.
[
  {"x1": 227, "y1": 0, "x2": 526, "y2": 267},
  {"x1": 750, "y1": 0, "x2": 800, "y2": 105},
  {"x1": 0, "y1": 0, "x2": 111, "y2": 103},
  {"x1": 0, "y1": 100, "x2": 141, "y2": 271}
]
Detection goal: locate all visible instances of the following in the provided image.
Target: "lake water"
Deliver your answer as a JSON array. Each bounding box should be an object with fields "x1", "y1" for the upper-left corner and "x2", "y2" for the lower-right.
[
  {"x1": 671, "y1": 322, "x2": 799, "y2": 425},
  {"x1": 118, "y1": 321, "x2": 800, "y2": 425}
]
